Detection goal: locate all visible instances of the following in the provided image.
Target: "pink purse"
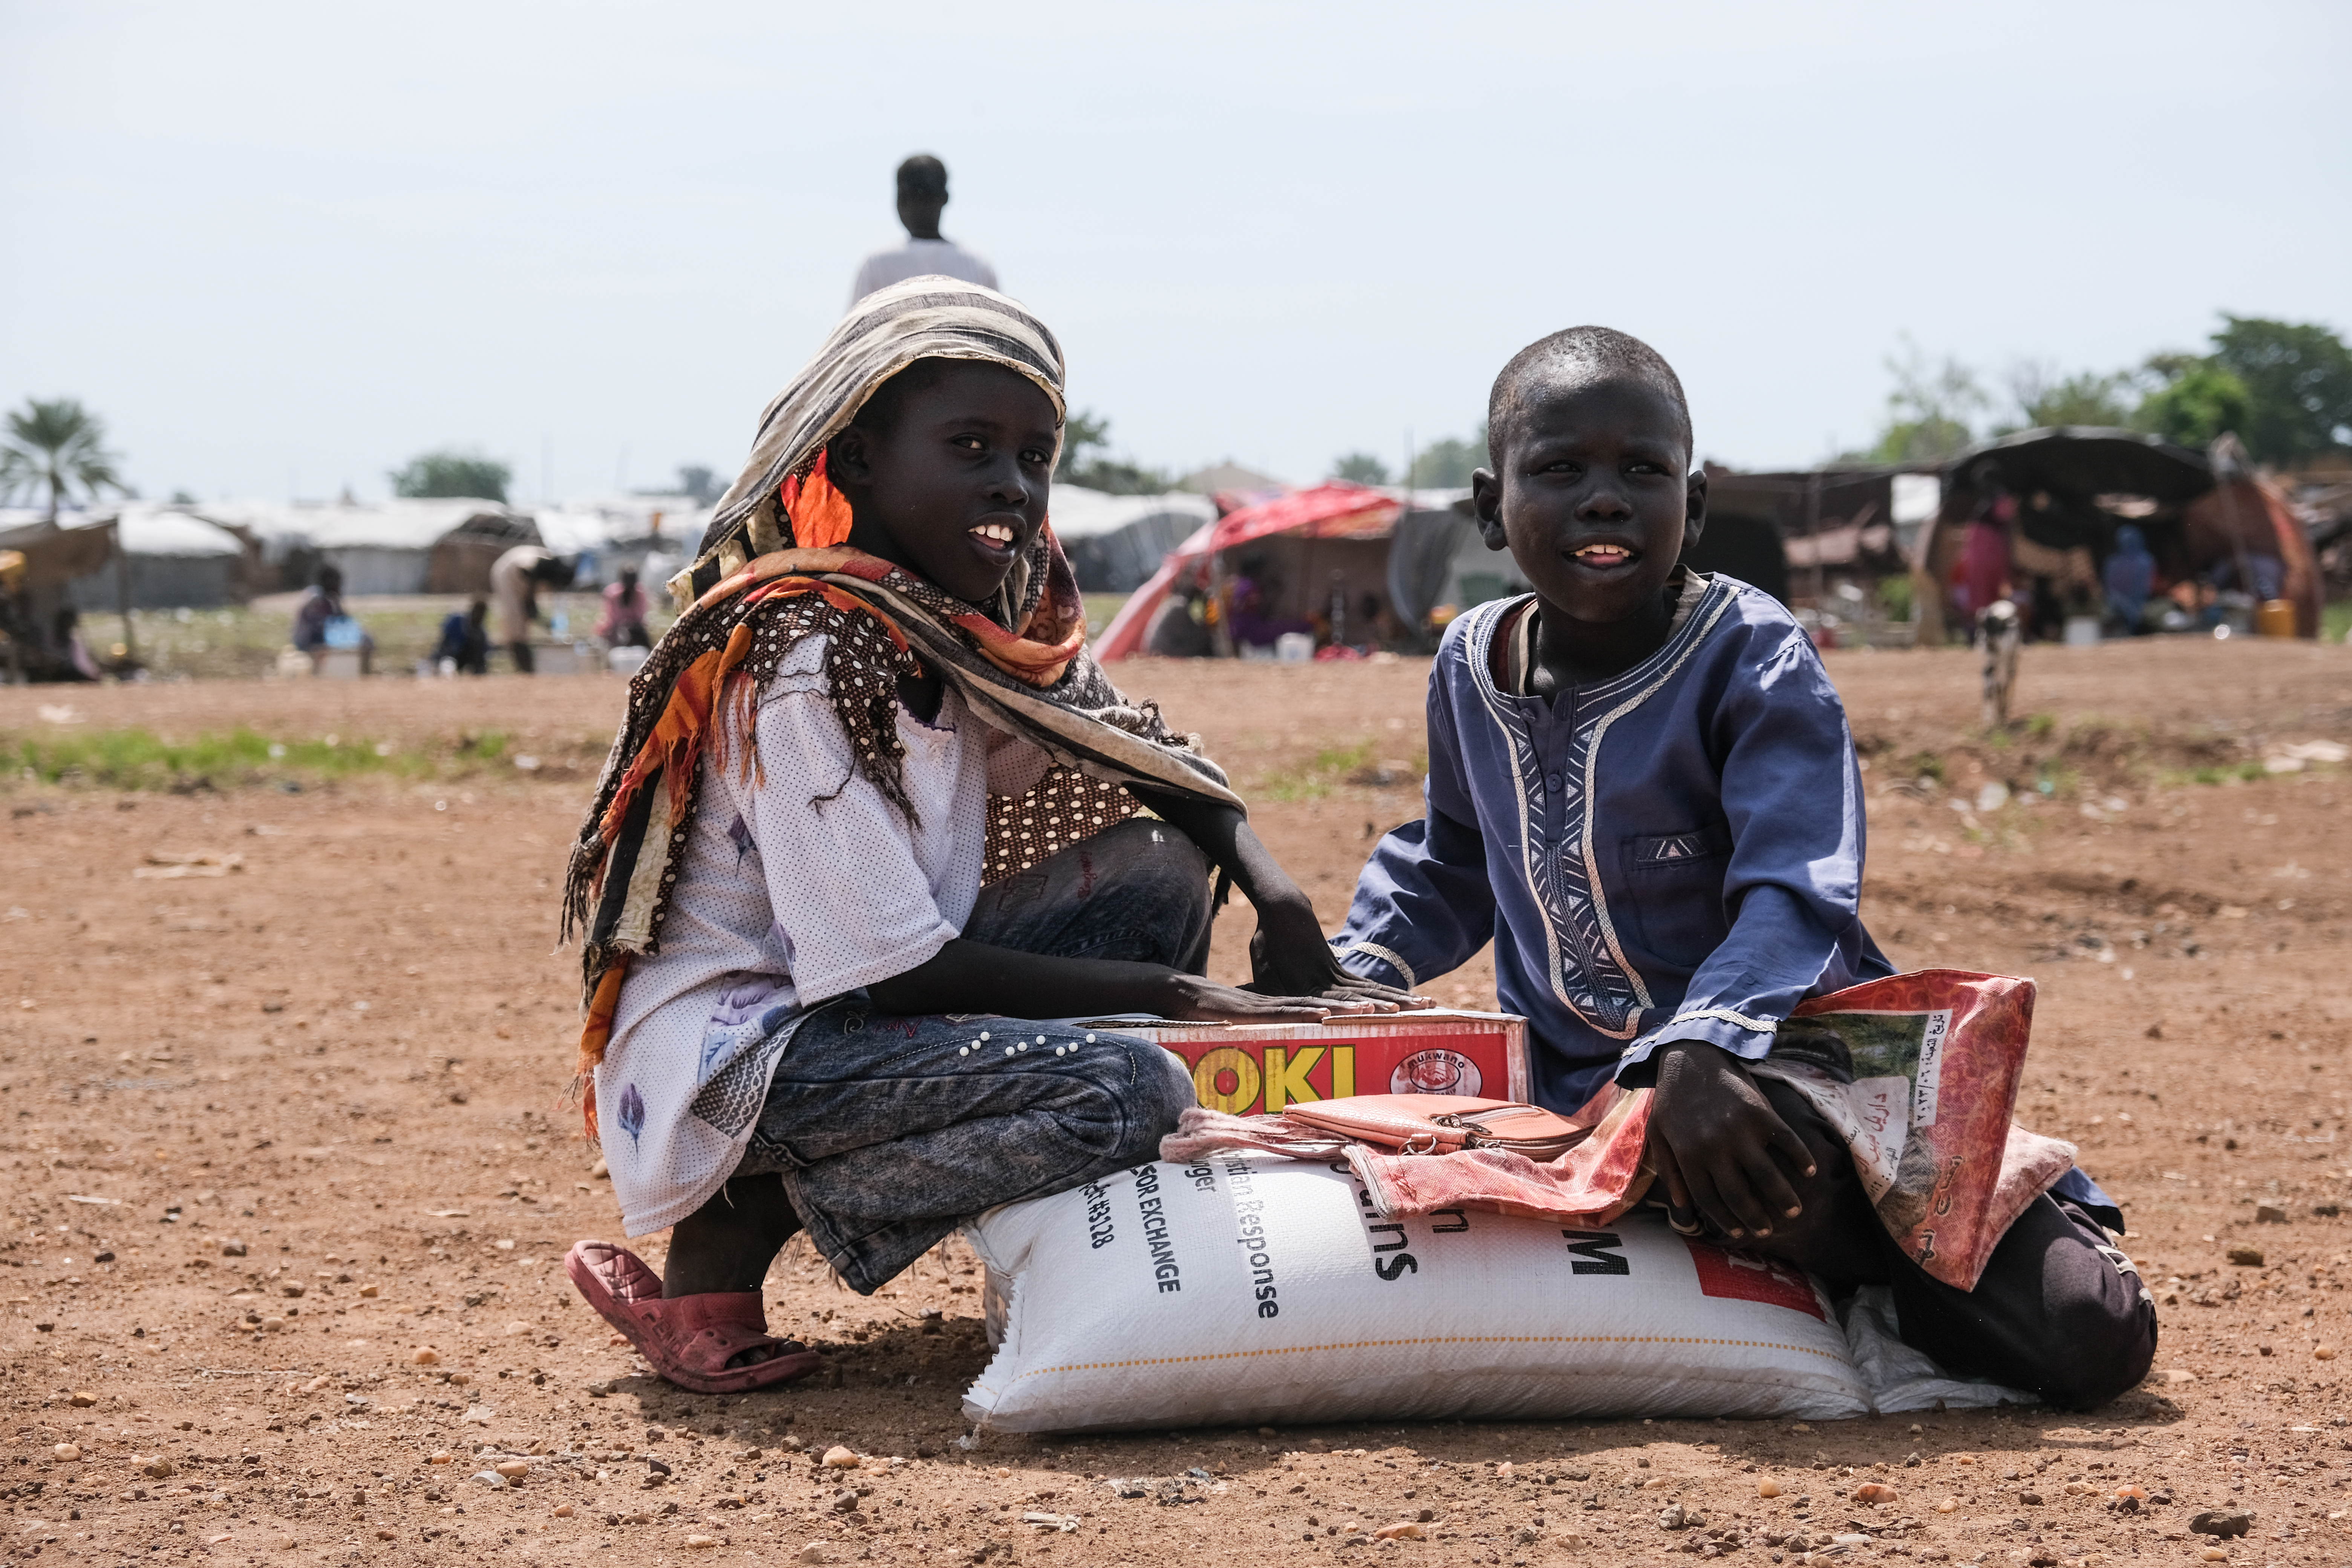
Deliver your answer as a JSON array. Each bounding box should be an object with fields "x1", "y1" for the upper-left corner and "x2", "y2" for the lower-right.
[{"x1": 1281, "y1": 1094, "x2": 1592, "y2": 1161}]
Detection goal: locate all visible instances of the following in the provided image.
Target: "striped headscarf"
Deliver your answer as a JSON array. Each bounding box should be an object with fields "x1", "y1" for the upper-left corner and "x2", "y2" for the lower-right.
[
  {"x1": 562, "y1": 277, "x2": 1236, "y2": 1135},
  {"x1": 673, "y1": 275, "x2": 1070, "y2": 612}
]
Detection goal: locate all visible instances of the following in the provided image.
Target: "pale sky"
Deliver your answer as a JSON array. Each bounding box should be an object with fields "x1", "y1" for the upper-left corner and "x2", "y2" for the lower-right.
[{"x1": 5, "y1": 1, "x2": 2346, "y2": 505}]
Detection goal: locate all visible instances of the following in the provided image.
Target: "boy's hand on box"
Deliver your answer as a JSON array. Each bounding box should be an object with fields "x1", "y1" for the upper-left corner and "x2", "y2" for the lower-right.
[
  {"x1": 1646, "y1": 1040, "x2": 1815, "y2": 1242},
  {"x1": 1246, "y1": 904, "x2": 1429, "y2": 1014}
]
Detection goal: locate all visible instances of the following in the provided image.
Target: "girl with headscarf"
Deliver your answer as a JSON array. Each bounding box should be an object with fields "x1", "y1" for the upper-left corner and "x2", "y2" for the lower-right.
[{"x1": 559, "y1": 278, "x2": 1417, "y2": 1393}]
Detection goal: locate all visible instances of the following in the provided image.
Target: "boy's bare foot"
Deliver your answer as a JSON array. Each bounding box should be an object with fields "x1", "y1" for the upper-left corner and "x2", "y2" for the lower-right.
[{"x1": 663, "y1": 1172, "x2": 803, "y2": 1299}]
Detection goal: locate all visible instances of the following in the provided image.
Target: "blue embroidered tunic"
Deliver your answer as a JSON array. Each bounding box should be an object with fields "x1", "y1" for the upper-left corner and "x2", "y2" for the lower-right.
[{"x1": 1333, "y1": 575, "x2": 1894, "y2": 1113}]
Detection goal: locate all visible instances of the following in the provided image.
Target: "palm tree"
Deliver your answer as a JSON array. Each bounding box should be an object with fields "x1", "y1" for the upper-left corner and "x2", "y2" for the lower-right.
[{"x1": 0, "y1": 398, "x2": 130, "y2": 522}]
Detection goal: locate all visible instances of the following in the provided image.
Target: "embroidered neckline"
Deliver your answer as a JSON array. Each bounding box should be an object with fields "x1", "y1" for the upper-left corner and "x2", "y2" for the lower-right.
[{"x1": 1479, "y1": 570, "x2": 1718, "y2": 706}]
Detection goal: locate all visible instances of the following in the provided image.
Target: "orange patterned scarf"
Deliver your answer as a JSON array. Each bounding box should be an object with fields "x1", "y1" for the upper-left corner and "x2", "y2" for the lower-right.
[{"x1": 562, "y1": 521, "x2": 1179, "y2": 1137}]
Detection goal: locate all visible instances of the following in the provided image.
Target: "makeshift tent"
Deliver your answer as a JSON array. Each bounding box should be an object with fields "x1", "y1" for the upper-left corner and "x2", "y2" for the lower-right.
[
  {"x1": 534, "y1": 496, "x2": 712, "y2": 589},
  {"x1": 0, "y1": 509, "x2": 116, "y2": 594},
  {"x1": 1098, "y1": 482, "x2": 1390, "y2": 660},
  {"x1": 1917, "y1": 428, "x2": 2322, "y2": 642},
  {"x1": 192, "y1": 498, "x2": 539, "y2": 594},
  {"x1": 0, "y1": 508, "x2": 118, "y2": 680},
  {"x1": 1373, "y1": 497, "x2": 1543, "y2": 624},
  {"x1": 66, "y1": 505, "x2": 253, "y2": 611},
  {"x1": 1098, "y1": 482, "x2": 1483, "y2": 660},
  {"x1": 1695, "y1": 464, "x2": 1948, "y2": 606},
  {"x1": 1047, "y1": 485, "x2": 1217, "y2": 592},
  {"x1": 426, "y1": 511, "x2": 540, "y2": 594}
]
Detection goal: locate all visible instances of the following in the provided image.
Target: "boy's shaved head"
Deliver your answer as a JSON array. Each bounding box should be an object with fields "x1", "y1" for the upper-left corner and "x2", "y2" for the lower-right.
[
  {"x1": 1468, "y1": 323, "x2": 1707, "y2": 674},
  {"x1": 1487, "y1": 326, "x2": 1691, "y2": 466}
]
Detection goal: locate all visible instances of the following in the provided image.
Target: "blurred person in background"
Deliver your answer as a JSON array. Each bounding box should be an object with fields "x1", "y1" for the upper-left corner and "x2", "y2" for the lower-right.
[
  {"x1": 1143, "y1": 578, "x2": 1213, "y2": 658},
  {"x1": 291, "y1": 563, "x2": 344, "y2": 652},
  {"x1": 1223, "y1": 562, "x2": 1313, "y2": 653},
  {"x1": 433, "y1": 597, "x2": 491, "y2": 674},
  {"x1": 2102, "y1": 524, "x2": 2157, "y2": 634},
  {"x1": 597, "y1": 564, "x2": 652, "y2": 649},
  {"x1": 491, "y1": 543, "x2": 567, "y2": 673},
  {"x1": 46, "y1": 605, "x2": 100, "y2": 681},
  {"x1": 291, "y1": 563, "x2": 372, "y2": 672},
  {"x1": 1951, "y1": 486, "x2": 2015, "y2": 638},
  {"x1": 2204, "y1": 548, "x2": 2283, "y2": 606},
  {"x1": 849, "y1": 155, "x2": 997, "y2": 306}
]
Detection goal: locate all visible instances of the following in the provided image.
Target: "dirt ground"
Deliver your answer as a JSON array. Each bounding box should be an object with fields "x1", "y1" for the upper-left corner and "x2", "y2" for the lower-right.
[{"x1": 4, "y1": 637, "x2": 2351, "y2": 1568}]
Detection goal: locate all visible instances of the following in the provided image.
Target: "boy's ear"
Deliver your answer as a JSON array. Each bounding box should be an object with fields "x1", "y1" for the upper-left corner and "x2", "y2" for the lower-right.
[
  {"x1": 1469, "y1": 467, "x2": 1508, "y2": 552},
  {"x1": 1681, "y1": 467, "x2": 1708, "y2": 551}
]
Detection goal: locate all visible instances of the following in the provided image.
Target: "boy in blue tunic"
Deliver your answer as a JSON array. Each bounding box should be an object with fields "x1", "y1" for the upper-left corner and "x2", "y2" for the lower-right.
[{"x1": 1332, "y1": 327, "x2": 2155, "y2": 1407}]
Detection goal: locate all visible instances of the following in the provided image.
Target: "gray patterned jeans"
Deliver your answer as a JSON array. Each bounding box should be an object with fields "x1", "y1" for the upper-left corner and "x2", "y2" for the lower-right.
[{"x1": 737, "y1": 818, "x2": 1209, "y2": 1294}]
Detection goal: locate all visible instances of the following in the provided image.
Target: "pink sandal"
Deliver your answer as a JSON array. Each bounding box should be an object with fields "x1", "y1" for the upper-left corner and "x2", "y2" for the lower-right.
[{"x1": 565, "y1": 1240, "x2": 822, "y2": 1395}]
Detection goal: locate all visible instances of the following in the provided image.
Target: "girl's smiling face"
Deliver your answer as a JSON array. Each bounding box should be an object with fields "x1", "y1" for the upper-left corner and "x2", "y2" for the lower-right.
[
  {"x1": 1471, "y1": 371, "x2": 1706, "y2": 635},
  {"x1": 827, "y1": 359, "x2": 1060, "y2": 606}
]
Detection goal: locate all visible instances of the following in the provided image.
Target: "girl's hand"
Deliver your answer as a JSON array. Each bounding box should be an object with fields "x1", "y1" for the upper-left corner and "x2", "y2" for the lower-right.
[
  {"x1": 1246, "y1": 901, "x2": 1430, "y2": 1011},
  {"x1": 1158, "y1": 973, "x2": 1357, "y2": 1024},
  {"x1": 1128, "y1": 792, "x2": 1425, "y2": 1010}
]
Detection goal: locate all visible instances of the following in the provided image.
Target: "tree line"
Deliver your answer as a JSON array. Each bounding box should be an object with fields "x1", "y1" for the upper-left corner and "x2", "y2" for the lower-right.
[{"x1": 1854, "y1": 314, "x2": 2352, "y2": 469}]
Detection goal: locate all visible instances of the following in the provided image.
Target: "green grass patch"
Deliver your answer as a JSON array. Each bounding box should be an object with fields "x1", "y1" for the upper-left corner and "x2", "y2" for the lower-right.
[
  {"x1": 6, "y1": 726, "x2": 423, "y2": 789},
  {"x1": 2172, "y1": 760, "x2": 2270, "y2": 786},
  {"x1": 3, "y1": 724, "x2": 566, "y2": 792},
  {"x1": 1081, "y1": 593, "x2": 1132, "y2": 639},
  {"x1": 1255, "y1": 740, "x2": 1378, "y2": 803}
]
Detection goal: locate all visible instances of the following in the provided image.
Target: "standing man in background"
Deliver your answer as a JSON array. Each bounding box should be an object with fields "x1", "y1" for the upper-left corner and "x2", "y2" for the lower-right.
[
  {"x1": 490, "y1": 542, "x2": 564, "y2": 674},
  {"x1": 849, "y1": 155, "x2": 997, "y2": 306}
]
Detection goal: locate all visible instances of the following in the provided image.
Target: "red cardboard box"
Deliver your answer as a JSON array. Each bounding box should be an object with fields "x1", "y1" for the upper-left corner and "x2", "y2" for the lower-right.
[{"x1": 1096, "y1": 1010, "x2": 1528, "y2": 1116}]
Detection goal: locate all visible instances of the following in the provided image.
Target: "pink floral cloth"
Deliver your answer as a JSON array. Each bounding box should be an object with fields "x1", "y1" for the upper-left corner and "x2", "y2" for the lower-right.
[
  {"x1": 1164, "y1": 970, "x2": 2076, "y2": 1293},
  {"x1": 1162, "y1": 1081, "x2": 1654, "y2": 1229}
]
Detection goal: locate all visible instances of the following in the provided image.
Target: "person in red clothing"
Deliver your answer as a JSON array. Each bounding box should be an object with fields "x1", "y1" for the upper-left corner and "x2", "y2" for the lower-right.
[
  {"x1": 1952, "y1": 485, "x2": 2016, "y2": 635},
  {"x1": 596, "y1": 565, "x2": 650, "y2": 649}
]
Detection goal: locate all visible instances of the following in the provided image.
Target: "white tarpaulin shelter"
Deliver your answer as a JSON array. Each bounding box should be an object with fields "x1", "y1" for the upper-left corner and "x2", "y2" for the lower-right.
[
  {"x1": 1046, "y1": 486, "x2": 1218, "y2": 592},
  {"x1": 64, "y1": 505, "x2": 251, "y2": 611},
  {"x1": 116, "y1": 507, "x2": 246, "y2": 558},
  {"x1": 191, "y1": 498, "x2": 532, "y2": 594},
  {"x1": 534, "y1": 495, "x2": 711, "y2": 587}
]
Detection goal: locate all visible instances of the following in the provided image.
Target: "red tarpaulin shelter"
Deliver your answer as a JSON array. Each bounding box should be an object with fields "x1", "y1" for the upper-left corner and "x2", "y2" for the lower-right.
[{"x1": 1095, "y1": 481, "x2": 1401, "y2": 661}]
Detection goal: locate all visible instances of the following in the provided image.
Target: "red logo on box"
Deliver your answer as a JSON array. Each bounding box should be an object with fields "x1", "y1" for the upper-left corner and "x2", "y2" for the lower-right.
[
  {"x1": 1389, "y1": 1047, "x2": 1482, "y2": 1096},
  {"x1": 1683, "y1": 1240, "x2": 1826, "y2": 1321}
]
